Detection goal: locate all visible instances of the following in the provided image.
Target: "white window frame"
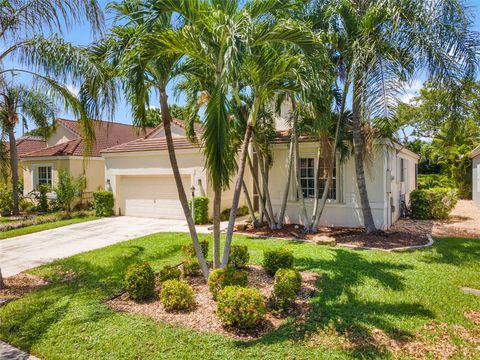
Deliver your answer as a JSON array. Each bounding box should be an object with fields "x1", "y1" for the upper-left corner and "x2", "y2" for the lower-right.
[
  {"x1": 32, "y1": 164, "x2": 54, "y2": 190},
  {"x1": 298, "y1": 156, "x2": 338, "y2": 202}
]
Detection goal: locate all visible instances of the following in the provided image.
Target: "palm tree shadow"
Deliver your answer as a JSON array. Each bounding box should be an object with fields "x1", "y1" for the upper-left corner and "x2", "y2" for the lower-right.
[
  {"x1": 421, "y1": 237, "x2": 480, "y2": 266},
  {"x1": 236, "y1": 249, "x2": 432, "y2": 358}
]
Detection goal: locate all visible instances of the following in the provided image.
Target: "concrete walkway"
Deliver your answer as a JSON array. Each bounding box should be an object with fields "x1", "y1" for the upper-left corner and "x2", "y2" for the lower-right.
[
  {"x1": 0, "y1": 216, "x2": 211, "y2": 277},
  {"x1": 0, "y1": 340, "x2": 39, "y2": 360}
]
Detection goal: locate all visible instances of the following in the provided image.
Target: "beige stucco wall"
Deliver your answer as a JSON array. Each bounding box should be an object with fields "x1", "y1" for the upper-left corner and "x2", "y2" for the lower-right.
[
  {"x1": 472, "y1": 155, "x2": 480, "y2": 207},
  {"x1": 47, "y1": 125, "x2": 76, "y2": 147}
]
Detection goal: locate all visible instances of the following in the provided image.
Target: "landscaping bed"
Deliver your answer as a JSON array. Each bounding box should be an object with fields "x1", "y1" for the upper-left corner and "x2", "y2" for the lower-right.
[
  {"x1": 0, "y1": 273, "x2": 48, "y2": 304},
  {"x1": 237, "y1": 223, "x2": 430, "y2": 250}
]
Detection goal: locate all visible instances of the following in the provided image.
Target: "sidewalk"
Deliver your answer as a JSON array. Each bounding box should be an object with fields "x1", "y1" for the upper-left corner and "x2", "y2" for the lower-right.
[{"x1": 0, "y1": 340, "x2": 39, "y2": 360}]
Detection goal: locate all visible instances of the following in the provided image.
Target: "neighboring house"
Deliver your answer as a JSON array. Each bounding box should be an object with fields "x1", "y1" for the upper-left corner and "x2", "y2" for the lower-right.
[
  {"x1": 20, "y1": 118, "x2": 149, "y2": 195},
  {"x1": 469, "y1": 145, "x2": 480, "y2": 207},
  {"x1": 102, "y1": 118, "x2": 419, "y2": 230}
]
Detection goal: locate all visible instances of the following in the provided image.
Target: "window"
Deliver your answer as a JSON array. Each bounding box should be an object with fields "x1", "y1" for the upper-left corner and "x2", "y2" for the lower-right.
[
  {"x1": 299, "y1": 158, "x2": 336, "y2": 200},
  {"x1": 37, "y1": 166, "x2": 52, "y2": 187},
  {"x1": 400, "y1": 158, "x2": 405, "y2": 182},
  {"x1": 415, "y1": 163, "x2": 418, "y2": 188}
]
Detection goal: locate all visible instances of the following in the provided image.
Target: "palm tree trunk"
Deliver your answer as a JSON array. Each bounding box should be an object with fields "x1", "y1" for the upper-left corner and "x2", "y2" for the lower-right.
[
  {"x1": 0, "y1": 267, "x2": 4, "y2": 290},
  {"x1": 159, "y1": 90, "x2": 209, "y2": 279},
  {"x1": 247, "y1": 153, "x2": 271, "y2": 225},
  {"x1": 242, "y1": 180, "x2": 258, "y2": 226},
  {"x1": 277, "y1": 130, "x2": 295, "y2": 229},
  {"x1": 222, "y1": 123, "x2": 253, "y2": 267},
  {"x1": 7, "y1": 124, "x2": 19, "y2": 215},
  {"x1": 352, "y1": 73, "x2": 377, "y2": 234},
  {"x1": 213, "y1": 187, "x2": 222, "y2": 268}
]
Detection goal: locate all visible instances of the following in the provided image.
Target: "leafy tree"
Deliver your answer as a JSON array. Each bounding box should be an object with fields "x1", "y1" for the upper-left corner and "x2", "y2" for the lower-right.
[
  {"x1": 55, "y1": 169, "x2": 77, "y2": 214},
  {"x1": 143, "y1": 105, "x2": 200, "y2": 128}
]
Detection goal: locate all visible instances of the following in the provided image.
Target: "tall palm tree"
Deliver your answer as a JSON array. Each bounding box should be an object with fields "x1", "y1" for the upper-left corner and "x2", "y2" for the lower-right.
[
  {"x1": 99, "y1": 0, "x2": 209, "y2": 278},
  {"x1": 322, "y1": 0, "x2": 478, "y2": 233},
  {"x1": 0, "y1": 80, "x2": 56, "y2": 214}
]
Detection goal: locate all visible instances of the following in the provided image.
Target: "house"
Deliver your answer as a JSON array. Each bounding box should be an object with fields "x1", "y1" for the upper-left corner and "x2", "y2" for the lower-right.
[
  {"x1": 2, "y1": 136, "x2": 47, "y2": 183},
  {"x1": 20, "y1": 118, "x2": 149, "y2": 196},
  {"x1": 102, "y1": 118, "x2": 419, "y2": 230},
  {"x1": 469, "y1": 145, "x2": 480, "y2": 207}
]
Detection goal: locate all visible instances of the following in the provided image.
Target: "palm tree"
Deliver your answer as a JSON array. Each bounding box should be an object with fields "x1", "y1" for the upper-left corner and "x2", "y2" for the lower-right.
[
  {"x1": 322, "y1": 0, "x2": 478, "y2": 233},
  {"x1": 0, "y1": 80, "x2": 56, "y2": 214},
  {"x1": 99, "y1": 1, "x2": 210, "y2": 278}
]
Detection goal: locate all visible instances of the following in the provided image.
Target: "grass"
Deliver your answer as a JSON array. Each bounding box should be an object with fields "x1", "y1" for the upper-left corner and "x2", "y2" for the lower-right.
[
  {"x1": 0, "y1": 234, "x2": 479, "y2": 359},
  {"x1": 0, "y1": 216, "x2": 97, "y2": 240}
]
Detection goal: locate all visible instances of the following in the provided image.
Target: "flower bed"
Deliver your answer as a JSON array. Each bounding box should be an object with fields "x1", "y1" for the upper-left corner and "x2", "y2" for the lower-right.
[{"x1": 0, "y1": 211, "x2": 93, "y2": 232}]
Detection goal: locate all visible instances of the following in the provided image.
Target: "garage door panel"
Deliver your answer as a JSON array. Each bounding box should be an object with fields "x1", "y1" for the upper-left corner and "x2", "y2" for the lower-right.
[{"x1": 120, "y1": 176, "x2": 190, "y2": 219}]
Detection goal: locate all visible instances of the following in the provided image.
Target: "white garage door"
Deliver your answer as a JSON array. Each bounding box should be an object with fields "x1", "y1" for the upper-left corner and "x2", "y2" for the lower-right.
[{"x1": 120, "y1": 175, "x2": 191, "y2": 219}]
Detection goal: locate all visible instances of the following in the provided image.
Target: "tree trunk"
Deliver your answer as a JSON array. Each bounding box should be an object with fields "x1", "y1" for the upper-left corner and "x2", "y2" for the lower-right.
[
  {"x1": 159, "y1": 90, "x2": 209, "y2": 279},
  {"x1": 242, "y1": 180, "x2": 258, "y2": 226},
  {"x1": 277, "y1": 129, "x2": 295, "y2": 229},
  {"x1": 295, "y1": 134, "x2": 308, "y2": 226},
  {"x1": 0, "y1": 267, "x2": 4, "y2": 290},
  {"x1": 253, "y1": 137, "x2": 276, "y2": 229},
  {"x1": 247, "y1": 153, "x2": 271, "y2": 225},
  {"x1": 222, "y1": 123, "x2": 253, "y2": 267},
  {"x1": 352, "y1": 73, "x2": 377, "y2": 234},
  {"x1": 7, "y1": 125, "x2": 19, "y2": 215},
  {"x1": 213, "y1": 187, "x2": 222, "y2": 268}
]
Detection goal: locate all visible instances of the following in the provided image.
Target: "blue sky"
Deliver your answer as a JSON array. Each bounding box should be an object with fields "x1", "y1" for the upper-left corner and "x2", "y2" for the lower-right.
[{"x1": 6, "y1": 0, "x2": 480, "y2": 135}]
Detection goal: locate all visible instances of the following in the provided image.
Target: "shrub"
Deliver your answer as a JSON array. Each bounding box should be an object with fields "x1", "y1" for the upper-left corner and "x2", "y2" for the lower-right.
[
  {"x1": 220, "y1": 205, "x2": 249, "y2": 221},
  {"x1": 183, "y1": 259, "x2": 201, "y2": 277},
  {"x1": 93, "y1": 191, "x2": 114, "y2": 217},
  {"x1": 160, "y1": 279, "x2": 194, "y2": 312},
  {"x1": 410, "y1": 187, "x2": 458, "y2": 220},
  {"x1": 158, "y1": 265, "x2": 181, "y2": 282},
  {"x1": 217, "y1": 286, "x2": 266, "y2": 328},
  {"x1": 263, "y1": 248, "x2": 294, "y2": 276},
  {"x1": 0, "y1": 185, "x2": 13, "y2": 214},
  {"x1": 181, "y1": 240, "x2": 209, "y2": 259},
  {"x1": 208, "y1": 267, "x2": 248, "y2": 300},
  {"x1": 36, "y1": 184, "x2": 50, "y2": 213},
  {"x1": 228, "y1": 245, "x2": 250, "y2": 269},
  {"x1": 124, "y1": 263, "x2": 155, "y2": 301},
  {"x1": 189, "y1": 196, "x2": 209, "y2": 224},
  {"x1": 418, "y1": 174, "x2": 457, "y2": 190},
  {"x1": 273, "y1": 268, "x2": 302, "y2": 310},
  {"x1": 55, "y1": 169, "x2": 77, "y2": 213}
]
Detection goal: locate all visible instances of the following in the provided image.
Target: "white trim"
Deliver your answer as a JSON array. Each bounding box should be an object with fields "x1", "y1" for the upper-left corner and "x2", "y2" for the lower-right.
[
  {"x1": 31, "y1": 163, "x2": 54, "y2": 189},
  {"x1": 469, "y1": 144, "x2": 480, "y2": 159},
  {"x1": 21, "y1": 156, "x2": 104, "y2": 161}
]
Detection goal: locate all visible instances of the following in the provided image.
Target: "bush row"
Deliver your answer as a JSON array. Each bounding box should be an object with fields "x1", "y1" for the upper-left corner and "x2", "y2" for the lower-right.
[{"x1": 410, "y1": 187, "x2": 458, "y2": 220}]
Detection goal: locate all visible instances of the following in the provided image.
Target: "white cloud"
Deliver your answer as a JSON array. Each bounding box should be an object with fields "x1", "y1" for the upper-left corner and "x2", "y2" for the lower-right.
[
  {"x1": 66, "y1": 84, "x2": 79, "y2": 96},
  {"x1": 399, "y1": 79, "x2": 424, "y2": 104}
]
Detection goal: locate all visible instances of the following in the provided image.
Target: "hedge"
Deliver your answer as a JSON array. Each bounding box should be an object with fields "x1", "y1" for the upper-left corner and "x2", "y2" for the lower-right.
[
  {"x1": 418, "y1": 174, "x2": 457, "y2": 190},
  {"x1": 93, "y1": 191, "x2": 114, "y2": 217},
  {"x1": 220, "y1": 205, "x2": 249, "y2": 221},
  {"x1": 410, "y1": 187, "x2": 458, "y2": 220},
  {"x1": 189, "y1": 196, "x2": 209, "y2": 224}
]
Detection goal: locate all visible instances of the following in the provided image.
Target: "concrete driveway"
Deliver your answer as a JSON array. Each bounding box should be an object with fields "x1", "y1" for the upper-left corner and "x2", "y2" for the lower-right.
[{"x1": 0, "y1": 216, "x2": 211, "y2": 277}]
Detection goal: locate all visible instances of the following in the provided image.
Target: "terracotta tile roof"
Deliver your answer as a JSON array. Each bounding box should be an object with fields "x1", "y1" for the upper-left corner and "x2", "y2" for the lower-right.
[
  {"x1": 21, "y1": 118, "x2": 151, "y2": 158},
  {"x1": 145, "y1": 118, "x2": 203, "y2": 138},
  {"x1": 14, "y1": 136, "x2": 47, "y2": 157},
  {"x1": 102, "y1": 136, "x2": 198, "y2": 153}
]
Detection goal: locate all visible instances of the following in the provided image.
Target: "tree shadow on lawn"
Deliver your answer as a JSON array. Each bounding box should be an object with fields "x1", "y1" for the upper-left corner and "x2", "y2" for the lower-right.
[
  {"x1": 422, "y1": 237, "x2": 480, "y2": 266},
  {"x1": 0, "y1": 243, "x2": 183, "y2": 352},
  {"x1": 237, "y1": 248, "x2": 433, "y2": 358}
]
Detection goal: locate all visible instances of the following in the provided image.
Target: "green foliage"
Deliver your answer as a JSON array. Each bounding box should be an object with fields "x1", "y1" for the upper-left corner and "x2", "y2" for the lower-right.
[
  {"x1": 208, "y1": 267, "x2": 248, "y2": 300},
  {"x1": 410, "y1": 188, "x2": 458, "y2": 220},
  {"x1": 158, "y1": 265, "x2": 181, "y2": 283},
  {"x1": 37, "y1": 184, "x2": 50, "y2": 213},
  {"x1": 228, "y1": 245, "x2": 250, "y2": 269},
  {"x1": 273, "y1": 268, "x2": 302, "y2": 310},
  {"x1": 216, "y1": 286, "x2": 266, "y2": 328},
  {"x1": 124, "y1": 263, "x2": 156, "y2": 301},
  {"x1": 0, "y1": 185, "x2": 13, "y2": 213},
  {"x1": 263, "y1": 248, "x2": 294, "y2": 276},
  {"x1": 220, "y1": 205, "x2": 249, "y2": 221},
  {"x1": 182, "y1": 259, "x2": 201, "y2": 277},
  {"x1": 189, "y1": 196, "x2": 209, "y2": 224},
  {"x1": 181, "y1": 240, "x2": 209, "y2": 259},
  {"x1": 93, "y1": 191, "x2": 114, "y2": 217},
  {"x1": 143, "y1": 105, "x2": 200, "y2": 128},
  {"x1": 418, "y1": 174, "x2": 456, "y2": 190},
  {"x1": 160, "y1": 279, "x2": 194, "y2": 312},
  {"x1": 55, "y1": 169, "x2": 77, "y2": 213}
]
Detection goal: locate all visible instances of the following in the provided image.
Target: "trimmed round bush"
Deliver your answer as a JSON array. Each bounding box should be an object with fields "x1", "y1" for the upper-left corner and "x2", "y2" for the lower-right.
[
  {"x1": 92, "y1": 191, "x2": 114, "y2": 217},
  {"x1": 410, "y1": 187, "x2": 458, "y2": 220},
  {"x1": 217, "y1": 286, "x2": 266, "y2": 328},
  {"x1": 183, "y1": 259, "x2": 201, "y2": 277},
  {"x1": 181, "y1": 240, "x2": 209, "y2": 259},
  {"x1": 273, "y1": 268, "x2": 302, "y2": 309},
  {"x1": 208, "y1": 267, "x2": 248, "y2": 300},
  {"x1": 124, "y1": 263, "x2": 155, "y2": 301},
  {"x1": 158, "y1": 265, "x2": 181, "y2": 283},
  {"x1": 189, "y1": 196, "x2": 209, "y2": 224},
  {"x1": 228, "y1": 245, "x2": 250, "y2": 269},
  {"x1": 160, "y1": 279, "x2": 194, "y2": 312},
  {"x1": 263, "y1": 248, "x2": 294, "y2": 276}
]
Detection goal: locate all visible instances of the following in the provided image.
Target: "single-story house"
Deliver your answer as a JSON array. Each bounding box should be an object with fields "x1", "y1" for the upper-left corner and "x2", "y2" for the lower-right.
[
  {"x1": 469, "y1": 145, "x2": 480, "y2": 207},
  {"x1": 20, "y1": 118, "x2": 150, "y2": 195},
  {"x1": 102, "y1": 118, "x2": 419, "y2": 230}
]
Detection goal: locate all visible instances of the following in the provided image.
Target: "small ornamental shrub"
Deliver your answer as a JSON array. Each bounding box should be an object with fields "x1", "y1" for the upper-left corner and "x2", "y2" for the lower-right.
[
  {"x1": 183, "y1": 259, "x2": 201, "y2": 277},
  {"x1": 417, "y1": 174, "x2": 456, "y2": 190},
  {"x1": 93, "y1": 191, "x2": 114, "y2": 217},
  {"x1": 189, "y1": 196, "x2": 209, "y2": 224},
  {"x1": 273, "y1": 268, "x2": 302, "y2": 310},
  {"x1": 220, "y1": 205, "x2": 249, "y2": 221},
  {"x1": 158, "y1": 265, "x2": 181, "y2": 283},
  {"x1": 410, "y1": 187, "x2": 458, "y2": 220},
  {"x1": 0, "y1": 185, "x2": 13, "y2": 214},
  {"x1": 228, "y1": 245, "x2": 250, "y2": 269},
  {"x1": 208, "y1": 267, "x2": 248, "y2": 300},
  {"x1": 124, "y1": 263, "x2": 155, "y2": 301},
  {"x1": 160, "y1": 279, "x2": 194, "y2": 312},
  {"x1": 55, "y1": 169, "x2": 77, "y2": 213},
  {"x1": 181, "y1": 240, "x2": 209, "y2": 259},
  {"x1": 217, "y1": 286, "x2": 266, "y2": 328},
  {"x1": 37, "y1": 184, "x2": 50, "y2": 213},
  {"x1": 263, "y1": 248, "x2": 294, "y2": 276}
]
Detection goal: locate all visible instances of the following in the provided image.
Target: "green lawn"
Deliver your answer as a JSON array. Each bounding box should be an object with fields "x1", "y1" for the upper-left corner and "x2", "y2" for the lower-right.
[
  {"x1": 0, "y1": 234, "x2": 479, "y2": 359},
  {"x1": 0, "y1": 216, "x2": 97, "y2": 240}
]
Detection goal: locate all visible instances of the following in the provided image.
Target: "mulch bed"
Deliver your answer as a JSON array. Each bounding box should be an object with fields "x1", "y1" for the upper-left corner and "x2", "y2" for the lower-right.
[
  {"x1": 0, "y1": 273, "x2": 49, "y2": 304},
  {"x1": 106, "y1": 265, "x2": 319, "y2": 340},
  {"x1": 237, "y1": 223, "x2": 430, "y2": 250}
]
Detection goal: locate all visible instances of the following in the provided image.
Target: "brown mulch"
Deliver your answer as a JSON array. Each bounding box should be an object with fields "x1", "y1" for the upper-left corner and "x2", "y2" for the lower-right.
[
  {"x1": 0, "y1": 273, "x2": 49, "y2": 302},
  {"x1": 106, "y1": 265, "x2": 318, "y2": 340},
  {"x1": 237, "y1": 223, "x2": 429, "y2": 250}
]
